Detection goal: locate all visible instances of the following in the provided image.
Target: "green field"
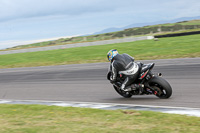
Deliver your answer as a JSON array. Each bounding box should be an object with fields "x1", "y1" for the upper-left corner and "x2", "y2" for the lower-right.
[
  {"x1": 0, "y1": 34, "x2": 200, "y2": 68},
  {"x1": 0, "y1": 104, "x2": 199, "y2": 133}
]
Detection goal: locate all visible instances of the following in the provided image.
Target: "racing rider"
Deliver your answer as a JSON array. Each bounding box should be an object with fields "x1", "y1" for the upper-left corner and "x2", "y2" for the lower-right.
[{"x1": 107, "y1": 49, "x2": 143, "y2": 92}]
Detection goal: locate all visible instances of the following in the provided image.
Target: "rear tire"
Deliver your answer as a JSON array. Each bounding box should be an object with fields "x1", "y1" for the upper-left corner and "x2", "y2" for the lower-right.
[
  {"x1": 113, "y1": 85, "x2": 132, "y2": 98},
  {"x1": 148, "y1": 76, "x2": 172, "y2": 99}
]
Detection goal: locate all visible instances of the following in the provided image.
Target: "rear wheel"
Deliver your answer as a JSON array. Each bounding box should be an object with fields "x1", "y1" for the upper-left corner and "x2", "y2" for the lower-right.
[
  {"x1": 148, "y1": 76, "x2": 172, "y2": 99},
  {"x1": 113, "y1": 85, "x2": 132, "y2": 98}
]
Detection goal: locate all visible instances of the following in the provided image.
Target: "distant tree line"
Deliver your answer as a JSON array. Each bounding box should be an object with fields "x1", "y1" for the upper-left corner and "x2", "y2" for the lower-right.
[
  {"x1": 52, "y1": 24, "x2": 200, "y2": 43},
  {"x1": 155, "y1": 30, "x2": 200, "y2": 38},
  {"x1": 111, "y1": 24, "x2": 200, "y2": 37},
  {"x1": 10, "y1": 23, "x2": 200, "y2": 50}
]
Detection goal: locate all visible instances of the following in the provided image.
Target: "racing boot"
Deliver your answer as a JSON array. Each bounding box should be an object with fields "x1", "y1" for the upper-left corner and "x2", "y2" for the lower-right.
[{"x1": 120, "y1": 84, "x2": 132, "y2": 92}]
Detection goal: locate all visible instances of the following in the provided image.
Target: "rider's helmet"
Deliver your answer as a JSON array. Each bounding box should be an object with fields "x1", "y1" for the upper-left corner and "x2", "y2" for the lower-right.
[{"x1": 107, "y1": 49, "x2": 118, "y2": 61}]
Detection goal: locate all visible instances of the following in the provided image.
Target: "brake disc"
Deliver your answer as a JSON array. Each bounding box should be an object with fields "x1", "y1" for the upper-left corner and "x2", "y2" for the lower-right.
[{"x1": 152, "y1": 86, "x2": 162, "y2": 96}]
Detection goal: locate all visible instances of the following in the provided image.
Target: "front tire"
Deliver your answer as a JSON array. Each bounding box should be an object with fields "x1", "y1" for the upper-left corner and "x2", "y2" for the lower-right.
[
  {"x1": 113, "y1": 85, "x2": 132, "y2": 98},
  {"x1": 148, "y1": 76, "x2": 172, "y2": 99}
]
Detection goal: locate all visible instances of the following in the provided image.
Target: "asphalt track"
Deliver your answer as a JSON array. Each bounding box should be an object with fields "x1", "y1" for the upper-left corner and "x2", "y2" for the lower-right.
[{"x1": 0, "y1": 58, "x2": 200, "y2": 108}]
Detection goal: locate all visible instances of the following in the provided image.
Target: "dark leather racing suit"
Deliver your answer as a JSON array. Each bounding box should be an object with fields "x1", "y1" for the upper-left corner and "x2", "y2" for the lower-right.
[{"x1": 109, "y1": 53, "x2": 140, "y2": 91}]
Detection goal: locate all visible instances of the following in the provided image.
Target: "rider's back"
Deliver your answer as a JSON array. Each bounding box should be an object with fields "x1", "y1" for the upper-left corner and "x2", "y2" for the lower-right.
[{"x1": 112, "y1": 54, "x2": 134, "y2": 71}]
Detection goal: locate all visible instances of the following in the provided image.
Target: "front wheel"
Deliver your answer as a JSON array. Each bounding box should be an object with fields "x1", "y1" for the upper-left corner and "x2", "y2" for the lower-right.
[
  {"x1": 113, "y1": 85, "x2": 132, "y2": 98},
  {"x1": 148, "y1": 76, "x2": 172, "y2": 99}
]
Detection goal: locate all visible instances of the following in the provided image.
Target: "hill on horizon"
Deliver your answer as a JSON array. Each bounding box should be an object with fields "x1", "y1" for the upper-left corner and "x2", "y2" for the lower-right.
[{"x1": 92, "y1": 16, "x2": 200, "y2": 35}]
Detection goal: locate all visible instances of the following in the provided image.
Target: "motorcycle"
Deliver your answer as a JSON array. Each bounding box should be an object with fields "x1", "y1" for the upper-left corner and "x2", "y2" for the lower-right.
[{"x1": 107, "y1": 62, "x2": 172, "y2": 99}]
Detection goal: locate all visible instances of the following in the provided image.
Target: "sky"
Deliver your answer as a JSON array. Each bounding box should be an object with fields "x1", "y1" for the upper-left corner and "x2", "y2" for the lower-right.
[{"x1": 0, "y1": 0, "x2": 200, "y2": 49}]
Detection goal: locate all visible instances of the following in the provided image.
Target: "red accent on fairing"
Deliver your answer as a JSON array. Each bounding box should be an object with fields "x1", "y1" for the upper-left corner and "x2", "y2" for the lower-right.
[{"x1": 141, "y1": 71, "x2": 148, "y2": 79}]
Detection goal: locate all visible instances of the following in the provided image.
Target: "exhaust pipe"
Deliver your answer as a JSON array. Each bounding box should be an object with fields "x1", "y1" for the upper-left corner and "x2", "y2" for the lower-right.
[{"x1": 158, "y1": 73, "x2": 162, "y2": 77}]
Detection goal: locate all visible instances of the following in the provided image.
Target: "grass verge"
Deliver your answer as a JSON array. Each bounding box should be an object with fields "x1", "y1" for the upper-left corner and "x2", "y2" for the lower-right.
[
  {"x1": 0, "y1": 104, "x2": 199, "y2": 133},
  {"x1": 0, "y1": 34, "x2": 200, "y2": 68}
]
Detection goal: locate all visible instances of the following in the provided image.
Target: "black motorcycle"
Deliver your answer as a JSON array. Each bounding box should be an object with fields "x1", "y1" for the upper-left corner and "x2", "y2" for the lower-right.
[{"x1": 107, "y1": 63, "x2": 172, "y2": 99}]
